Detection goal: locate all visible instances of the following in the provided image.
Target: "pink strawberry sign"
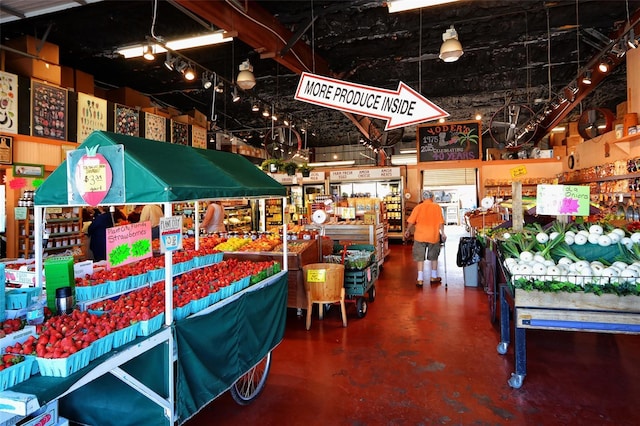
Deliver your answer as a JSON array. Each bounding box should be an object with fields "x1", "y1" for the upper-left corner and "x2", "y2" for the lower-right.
[{"x1": 73, "y1": 145, "x2": 113, "y2": 206}]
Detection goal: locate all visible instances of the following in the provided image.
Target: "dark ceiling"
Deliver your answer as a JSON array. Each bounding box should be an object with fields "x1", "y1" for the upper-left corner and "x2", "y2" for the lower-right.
[{"x1": 1, "y1": 0, "x2": 640, "y2": 154}]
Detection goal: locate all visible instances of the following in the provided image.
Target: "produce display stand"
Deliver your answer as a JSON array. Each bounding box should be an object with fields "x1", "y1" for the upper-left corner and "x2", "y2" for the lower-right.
[
  {"x1": 223, "y1": 239, "x2": 320, "y2": 311},
  {"x1": 319, "y1": 224, "x2": 387, "y2": 268},
  {"x1": 497, "y1": 267, "x2": 640, "y2": 389},
  {"x1": 0, "y1": 131, "x2": 288, "y2": 425}
]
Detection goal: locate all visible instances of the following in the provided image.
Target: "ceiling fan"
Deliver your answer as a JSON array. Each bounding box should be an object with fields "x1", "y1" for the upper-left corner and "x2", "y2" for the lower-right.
[{"x1": 488, "y1": 98, "x2": 537, "y2": 150}]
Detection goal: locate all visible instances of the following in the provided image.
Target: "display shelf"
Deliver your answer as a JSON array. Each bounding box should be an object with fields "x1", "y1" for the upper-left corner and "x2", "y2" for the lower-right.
[
  {"x1": 264, "y1": 199, "x2": 283, "y2": 229},
  {"x1": 382, "y1": 193, "x2": 403, "y2": 237},
  {"x1": 224, "y1": 205, "x2": 252, "y2": 233},
  {"x1": 16, "y1": 207, "x2": 84, "y2": 259}
]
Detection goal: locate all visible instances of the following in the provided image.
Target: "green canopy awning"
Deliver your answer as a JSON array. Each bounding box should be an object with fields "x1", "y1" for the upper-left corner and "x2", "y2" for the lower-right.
[{"x1": 34, "y1": 131, "x2": 285, "y2": 206}]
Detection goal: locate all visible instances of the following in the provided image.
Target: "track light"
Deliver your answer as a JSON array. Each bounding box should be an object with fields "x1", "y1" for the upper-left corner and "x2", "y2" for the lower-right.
[
  {"x1": 581, "y1": 70, "x2": 592, "y2": 85},
  {"x1": 271, "y1": 113, "x2": 278, "y2": 121},
  {"x1": 262, "y1": 107, "x2": 270, "y2": 117},
  {"x1": 236, "y1": 59, "x2": 256, "y2": 90},
  {"x1": 202, "y1": 72, "x2": 213, "y2": 89},
  {"x1": 598, "y1": 59, "x2": 610, "y2": 73},
  {"x1": 627, "y1": 29, "x2": 639, "y2": 49},
  {"x1": 143, "y1": 44, "x2": 155, "y2": 61},
  {"x1": 183, "y1": 63, "x2": 196, "y2": 81},
  {"x1": 439, "y1": 25, "x2": 463, "y2": 62},
  {"x1": 252, "y1": 103, "x2": 260, "y2": 112},
  {"x1": 215, "y1": 81, "x2": 224, "y2": 93},
  {"x1": 232, "y1": 87, "x2": 240, "y2": 102},
  {"x1": 164, "y1": 52, "x2": 176, "y2": 70},
  {"x1": 283, "y1": 117, "x2": 290, "y2": 126}
]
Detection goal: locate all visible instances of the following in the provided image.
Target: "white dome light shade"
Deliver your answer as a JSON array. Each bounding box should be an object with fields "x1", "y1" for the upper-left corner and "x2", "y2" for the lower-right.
[
  {"x1": 237, "y1": 59, "x2": 256, "y2": 90},
  {"x1": 439, "y1": 25, "x2": 463, "y2": 62}
]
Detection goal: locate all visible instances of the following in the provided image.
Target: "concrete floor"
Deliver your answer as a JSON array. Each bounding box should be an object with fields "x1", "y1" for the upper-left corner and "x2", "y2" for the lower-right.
[{"x1": 187, "y1": 225, "x2": 640, "y2": 425}]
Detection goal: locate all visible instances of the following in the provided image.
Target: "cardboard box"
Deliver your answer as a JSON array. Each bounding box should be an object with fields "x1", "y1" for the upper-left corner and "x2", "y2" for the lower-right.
[
  {"x1": 565, "y1": 135, "x2": 583, "y2": 147},
  {"x1": 549, "y1": 132, "x2": 565, "y2": 146},
  {"x1": 553, "y1": 145, "x2": 567, "y2": 157},
  {"x1": 74, "y1": 69, "x2": 94, "y2": 95},
  {"x1": 567, "y1": 121, "x2": 579, "y2": 136},
  {"x1": 5, "y1": 35, "x2": 60, "y2": 64},
  {"x1": 142, "y1": 107, "x2": 171, "y2": 119},
  {"x1": 17, "y1": 399, "x2": 58, "y2": 426},
  {"x1": 5, "y1": 59, "x2": 61, "y2": 85},
  {"x1": 60, "y1": 66, "x2": 75, "y2": 90},
  {"x1": 172, "y1": 114, "x2": 195, "y2": 125},
  {"x1": 187, "y1": 109, "x2": 207, "y2": 128},
  {"x1": 106, "y1": 87, "x2": 151, "y2": 108}
]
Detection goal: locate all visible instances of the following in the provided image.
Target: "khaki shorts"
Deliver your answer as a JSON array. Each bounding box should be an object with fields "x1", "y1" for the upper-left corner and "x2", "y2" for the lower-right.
[{"x1": 412, "y1": 241, "x2": 441, "y2": 261}]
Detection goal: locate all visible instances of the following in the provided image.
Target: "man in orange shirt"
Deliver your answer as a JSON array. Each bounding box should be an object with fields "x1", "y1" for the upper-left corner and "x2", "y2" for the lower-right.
[{"x1": 404, "y1": 190, "x2": 446, "y2": 287}]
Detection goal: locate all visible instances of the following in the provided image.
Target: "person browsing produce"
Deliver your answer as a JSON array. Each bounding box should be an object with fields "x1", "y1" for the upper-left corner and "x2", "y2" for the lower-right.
[
  {"x1": 201, "y1": 201, "x2": 226, "y2": 234},
  {"x1": 404, "y1": 190, "x2": 446, "y2": 287}
]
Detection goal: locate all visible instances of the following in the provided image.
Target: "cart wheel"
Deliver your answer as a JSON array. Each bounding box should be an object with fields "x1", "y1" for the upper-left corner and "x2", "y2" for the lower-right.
[
  {"x1": 230, "y1": 352, "x2": 272, "y2": 405},
  {"x1": 508, "y1": 373, "x2": 524, "y2": 389},
  {"x1": 368, "y1": 284, "x2": 376, "y2": 302},
  {"x1": 497, "y1": 342, "x2": 508, "y2": 355},
  {"x1": 356, "y1": 297, "x2": 368, "y2": 318}
]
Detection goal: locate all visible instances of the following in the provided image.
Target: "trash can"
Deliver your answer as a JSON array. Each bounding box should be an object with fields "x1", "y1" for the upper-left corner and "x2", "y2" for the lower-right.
[{"x1": 463, "y1": 263, "x2": 479, "y2": 287}]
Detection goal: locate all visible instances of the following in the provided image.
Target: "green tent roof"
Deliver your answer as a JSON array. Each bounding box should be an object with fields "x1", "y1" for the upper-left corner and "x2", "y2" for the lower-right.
[{"x1": 35, "y1": 131, "x2": 285, "y2": 206}]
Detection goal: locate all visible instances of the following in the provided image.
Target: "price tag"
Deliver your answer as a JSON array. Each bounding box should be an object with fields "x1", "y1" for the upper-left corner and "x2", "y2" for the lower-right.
[
  {"x1": 306, "y1": 269, "x2": 326, "y2": 282},
  {"x1": 159, "y1": 216, "x2": 183, "y2": 253},
  {"x1": 81, "y1": 163, "x2": 107, "y2": 192},
  {"x1": 510, "y1": 165, "x2": 527, "y2": 179},
  {"x1": 14, "y1": 207, "x2": 27, "y2": 220}
]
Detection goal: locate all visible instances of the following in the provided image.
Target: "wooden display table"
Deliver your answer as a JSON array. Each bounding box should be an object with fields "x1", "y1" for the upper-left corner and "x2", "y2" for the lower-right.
[{"x1": 223, "y1": 239, "x2": 320, "y2": 310}]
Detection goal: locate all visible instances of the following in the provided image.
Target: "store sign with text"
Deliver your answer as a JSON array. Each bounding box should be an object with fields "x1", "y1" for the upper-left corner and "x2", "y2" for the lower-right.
[
  {"x1": 418, "y1": 121, "x2": 481, "y2": 162},
  {"x1": 536, "y1": 185, "x2": 590, "y2": 216},
  {"x1": 106, "y1": 221, "x2": 152, "y2": 267},
  {"x1": 270, "y1": 171, "x2": 325, "y2": 184},
  {"x1": 329, "y1": 167, "x2": 401, "y2": 181},
  {"x1": 295, "y1": 72, "x2": 448, "y2": 130}
]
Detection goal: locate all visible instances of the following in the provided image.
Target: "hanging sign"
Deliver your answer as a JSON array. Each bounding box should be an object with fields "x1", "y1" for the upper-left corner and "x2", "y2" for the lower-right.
[
  {"x1": 329, "y1": 167, "x2": 401, "y2": 181},
  {"x1": 418, "y1": 121, "x2": 481, "y2": 162},
  {"x1": 159, "y1": 216, "x2": 183, "y2": 253},
  {"x1": 535, "y1": 185, "x2": 590, "y2": 216},
  {"x1": 295, "y1": 72, "x2": 448, "y2": 130},
  {"x1": 106, "y1": 221, "x2": 153, "y2": 267},
  {"x1": 67, "y1": 144, "x2": 125, "y2": 206},
  {"x1": 510, "y1": 165, "x2": 527, "y2": 178}
]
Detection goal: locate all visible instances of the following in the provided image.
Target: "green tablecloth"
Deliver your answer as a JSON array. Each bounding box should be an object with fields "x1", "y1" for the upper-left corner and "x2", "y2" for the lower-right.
[{"x1": 10, "y1": 272, "x2": 288, "y2": 426}]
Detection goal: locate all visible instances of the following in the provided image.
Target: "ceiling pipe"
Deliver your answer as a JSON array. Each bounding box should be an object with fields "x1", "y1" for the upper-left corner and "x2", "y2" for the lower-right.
[{"x1": 526, "y1": 7, "x2": 640, "y2": 146}]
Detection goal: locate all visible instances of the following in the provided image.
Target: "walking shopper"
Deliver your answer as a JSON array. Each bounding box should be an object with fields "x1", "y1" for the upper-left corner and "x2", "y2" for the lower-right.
[{"x1": 404, "y1": 190, "x2": 446, "y2": 286}]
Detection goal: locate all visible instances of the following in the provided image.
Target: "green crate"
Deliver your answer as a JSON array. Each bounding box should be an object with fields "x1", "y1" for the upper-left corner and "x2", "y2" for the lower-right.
[
  {"x1": 344, "y1": 263, "x2": 377, "y2": 297},
  {"x1": 44, "y1": 256, "x2": 75, "y2": 314}
]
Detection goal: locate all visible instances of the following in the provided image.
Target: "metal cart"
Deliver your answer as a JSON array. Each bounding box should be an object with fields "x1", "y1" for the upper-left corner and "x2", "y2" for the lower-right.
[{"x1": 337, "y1": 243, "x2": 378, "y2": 318}]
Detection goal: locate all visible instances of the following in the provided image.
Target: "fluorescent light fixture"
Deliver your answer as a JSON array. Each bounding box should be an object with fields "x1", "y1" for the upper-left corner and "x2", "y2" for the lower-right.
[
  {"x1": 390, "y1": 154, "x2": 417, "y2": 165},
  {"x1": 387, "y1": 0, "x2": 458, "y2": 13},
  {"x1": 399, "y1": 148, "x2": 417, "y2": 154},
  {"x1": 551, "y1": 126, "x2": 566, "y2": 132},
  {"x1": 117, "y1": 30, "x2": 233, "y2": 59},
  {"x1": 307, "y1": 160, "x2": 355, "y2": 167}
]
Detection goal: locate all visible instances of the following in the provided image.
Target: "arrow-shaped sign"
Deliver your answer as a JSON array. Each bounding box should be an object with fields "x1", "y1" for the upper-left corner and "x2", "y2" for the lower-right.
[{"x1": 295, "y1": 72, "x2": 449, "y2": 130}]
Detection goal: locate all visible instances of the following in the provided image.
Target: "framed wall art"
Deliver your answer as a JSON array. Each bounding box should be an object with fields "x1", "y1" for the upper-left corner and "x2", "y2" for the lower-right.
[
  {"x1": 13, "y1": 162, "x2": 44, "y2": 178},
  {"x1": 191, "y1": 125, "x2": 207, "y2": 149},
  {"x1": 115, "y1": 104, "x2": 139, "y2": 136},
  {"x1": 77, "y1": 93, "x2": 107, "y2": 143},
  {"x1": 0, "y1": 71, "x2": 18, "y2": 134},
  {"x1": 31, "y1": 80, "x2": 67, "y2": 141},
  {"x1": 145, "y1": 112, "x2": 166, "y2": 141},
  {"x1": 171, "y1": 120, "x2": 189, "y2": 146},
  {"x1": 0, "y1": 135, "x2": 13, "y2": 164}
]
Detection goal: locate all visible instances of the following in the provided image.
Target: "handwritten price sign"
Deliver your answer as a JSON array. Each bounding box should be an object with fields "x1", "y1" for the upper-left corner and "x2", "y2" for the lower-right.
[{"x1": 82, "y1": 164, "x2": 107, "y2": 192}]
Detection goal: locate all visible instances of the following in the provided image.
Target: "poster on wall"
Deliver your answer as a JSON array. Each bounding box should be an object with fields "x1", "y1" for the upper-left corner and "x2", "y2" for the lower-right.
[
  {"x1": 417, "y1": 120, "x2": 481, "y2": 162},
  {"x1": 0, "y1": 71, "x2": 18, "y2": 134},
  {"x1": 0, "y1": 135, "x2": 12, "y2": 164},
  {"x1": 191, "y1": 125, "x2": 207, "y2": 149},
  {"x1": 31, "y1": 81, "x2": 67, "y2": 141},
  {"x1": 171, "y1": 120, "x2": 189, "y2": 145},
  {"x1": 145, "y1": 112, "x2": 165, "y2": 141},
  {"x1": 77, "y1": 93, "x2": 107, "y2": 143},
  {"x1": 114, "y1": 104, "x2": 139, "y2": 136}
]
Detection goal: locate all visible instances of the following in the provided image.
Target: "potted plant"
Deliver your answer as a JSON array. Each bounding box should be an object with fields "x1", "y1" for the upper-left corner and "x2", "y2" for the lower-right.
[
  {"x1": 283, "y1": 161, "x2": 298, "y2": 176},
  {"x1": 298, "y1": 163, "x2": 313, "y2": 177},
  {"x1": 260, "y1": 158, "x2": 284, "y2": 173}
]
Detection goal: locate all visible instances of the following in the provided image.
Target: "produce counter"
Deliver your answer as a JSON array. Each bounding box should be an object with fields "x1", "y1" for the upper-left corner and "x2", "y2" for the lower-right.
[
  {"x1": 0, "y1": 272, "x2": 288, "y2": 425},
  {"x1": 498, "y1": 283, "x2": 640, "y2": 389},
  {"x1": 223, "y1": 239, "x2": 321, "y2": 310}
]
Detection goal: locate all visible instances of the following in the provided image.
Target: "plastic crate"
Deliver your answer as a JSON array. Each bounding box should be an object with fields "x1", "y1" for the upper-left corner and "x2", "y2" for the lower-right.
[
  {"x1": 113, "y1": 323, "x2": 140, "y2": 347},
  {"x1": 0, "y1": 355, "x2": 35, "y2": 391},
  {"x1": 75, "y1": 282, "x2": 108, "y2": 302},
  {"x1": 344, "y1": 263, "x2": 377, "y2": 297},
  {"x1": 35, "y1": 346, "x2": 92, "y2": 378},
  {"x1": 89, "y1": 333, "x2": 115, "y2": 360},
  {"x1": 138, "y1": 313, "x2": 164, "y2": 337},
  {"x1": 173, "y1": 302, "x2": 192, "y2": 321},
  {"x1": 190, "y1": 296, "x2": 209, "y2": 314},
  {"x1": 5, "y1": 287, "x2": 41, "y2": 309}
]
